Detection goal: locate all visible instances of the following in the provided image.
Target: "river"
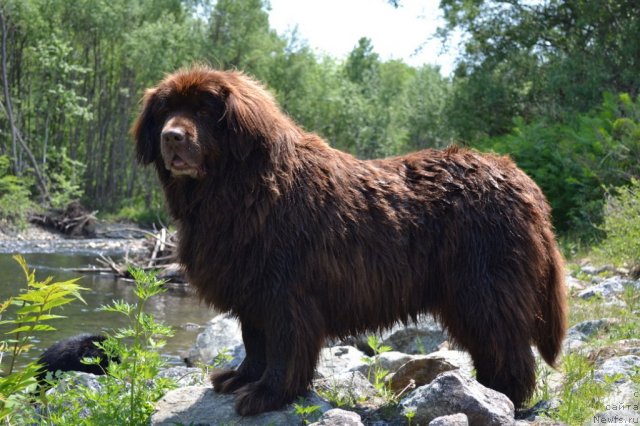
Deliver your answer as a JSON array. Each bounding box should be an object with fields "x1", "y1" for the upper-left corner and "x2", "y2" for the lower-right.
[{"x1": 0, "y1": 238, "x2": 217, "y2": 367}]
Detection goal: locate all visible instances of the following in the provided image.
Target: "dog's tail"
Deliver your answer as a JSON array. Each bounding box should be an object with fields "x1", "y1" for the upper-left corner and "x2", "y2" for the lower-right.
[{"x1": 535, "y1": 228, "x2": 568, "y2": 367}]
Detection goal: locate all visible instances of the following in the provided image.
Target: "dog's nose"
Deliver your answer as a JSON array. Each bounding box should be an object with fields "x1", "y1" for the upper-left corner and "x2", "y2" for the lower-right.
[{"x1": 161, "y1": 128, "x2": 186, "y2": 146}]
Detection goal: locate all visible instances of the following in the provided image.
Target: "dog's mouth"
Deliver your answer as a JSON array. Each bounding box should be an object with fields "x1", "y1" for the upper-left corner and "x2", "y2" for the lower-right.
[{"x1": 166, "y1": 153, "x2": 202, "y2": 178}]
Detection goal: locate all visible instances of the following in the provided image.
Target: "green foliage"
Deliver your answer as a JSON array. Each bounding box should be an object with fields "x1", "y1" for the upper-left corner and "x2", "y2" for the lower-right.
[
  {"x1": 0, "y1": 156, "x2": 35, "y2": 230},
  {"x1": 440, "y1": 0, "x2": 640, "y2": 137},
  {"x1": 292, "y1": 398, "x2": 321, "y2": 425},
  {"x1": 556, "y1": 353, "x2": 610, "y2": 425},
  {"x1": 595, "y1": 178, "x2": 640, "y2": 267},
  {"x1": 403, "y1": 407, "x2": 416, "y2": 426},
  {"x1": 362, "y1": 335, "x2": 415, "y2": 404},
  {"x1": 46, "y1": 147, "x2": 86, "y2": 209},
  {"x1": 481, "y1": 93, "x2": 640, "y2": 239},
  {"x1": 0, "y1": 262, "x2": 176, "y2": 425},
  {"x1": 39, "y1": 268, "x2": 176, "y2": 425},
  {"x1": 109, "y1": 194, "x2": 170, "y2": 228},
  {"x1": 0, "y1": 255, "x2": 87, "y2": 423}
]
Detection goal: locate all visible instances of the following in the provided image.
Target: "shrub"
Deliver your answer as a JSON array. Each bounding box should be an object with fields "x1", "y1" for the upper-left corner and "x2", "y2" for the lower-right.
[
  {"x1": 0, "y1": 255, "x2": 87, "y2": 423},
  {"x1": 46, "y1": 147, "x2": 86, "y2": 209},
  {"x1": 479, "y1": 93, "x2": 640, "y2": 240},
  {"x1": 1, "y1": 260, "x2": 177, "y2": 425},
  {"x1": 595, "y1": 178, "x2": 640, "y2": 267},
  {"x1": 40, "y1": 269, "x2": 176, "y2": 425},
  {"x1": 0, "y1": 156, "x2": 36, "y2": 230}
]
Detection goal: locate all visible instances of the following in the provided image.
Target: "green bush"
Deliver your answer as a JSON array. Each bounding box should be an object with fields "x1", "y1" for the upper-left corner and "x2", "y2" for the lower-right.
[
  {"x1": 0, "y1": 156, "x2": 36, "y2": 230},
  {"x1": 107, "y1": 194, "x2": 170, "y2": 228},
  {"x1": 595, "y1": 178, "x2": 640, "y2": 267},
  {"x1": 1, "y1": 260, "x2": 177, "y2": 425},
  {"x1": 46, "y1": 147, "x2": 86, "y2": 210},
  {"x1": 479, "y1": 93, "x2": 640, "y2": 240},
  {"x1": 38, "y1": 269, "x2": 176, "y2": 425},
  {"x1": 0, "y1": 255, "x2": 87, "y2": 423}
]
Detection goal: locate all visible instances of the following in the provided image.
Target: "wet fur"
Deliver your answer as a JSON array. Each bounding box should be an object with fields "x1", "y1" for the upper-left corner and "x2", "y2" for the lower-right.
[
  {"x1": 132, "y1": 66, "x2": 567, "y2": 415},
  {"x1": 36, "y1": 334, "x2": 113, "y2": 386}
]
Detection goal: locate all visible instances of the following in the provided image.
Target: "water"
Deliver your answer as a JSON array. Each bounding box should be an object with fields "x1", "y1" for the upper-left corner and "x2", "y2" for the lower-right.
[{"x1": 0, "y1": 250, "x2": 217, "y2": 367}]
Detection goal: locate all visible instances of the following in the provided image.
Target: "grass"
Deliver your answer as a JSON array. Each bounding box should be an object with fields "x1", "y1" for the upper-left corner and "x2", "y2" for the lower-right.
[{"x1": 528, "y1": 258, "x2": 640, "y2": 425}]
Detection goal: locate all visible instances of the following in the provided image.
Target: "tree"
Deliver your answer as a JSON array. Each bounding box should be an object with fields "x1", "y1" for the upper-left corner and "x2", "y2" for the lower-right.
[{"x1": 439, "y1": 0, "x2": 640, "y2": 140}]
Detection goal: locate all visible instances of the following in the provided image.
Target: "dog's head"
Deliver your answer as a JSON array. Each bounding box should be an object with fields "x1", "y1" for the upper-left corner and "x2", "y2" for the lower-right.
[{"x1": 131, "y1": 66, "x2": 290, "y2": 179}]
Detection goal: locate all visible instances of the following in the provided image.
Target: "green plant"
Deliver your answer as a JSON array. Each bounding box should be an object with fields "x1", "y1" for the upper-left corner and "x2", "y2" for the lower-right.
[
  {"x1": 46, "y1": 147, "x2": 86, "y2": 209},
  {"x1": 0, "y1": 255, "x2": 87, "y2": 423},
  {"x1": 211, "y1": 347, "x2": 233, "y2": 368},
  {"x1": 363, "y1": 335, "x2": 392, "y2": 398},
  {"x1": 37, "y1": 268, "x2": 176, "y2": 425},
  {"x1": 362, "y1": 335, "x2": 416, "y2": 408},
  {"x1": 0, "y1": 156, "x2": 36, "y2": 230},
  {"x1": 316, "y1": 380, "x2": 359, "y2": 408},
  {"x1": 108, "y1": 195, "x2": 170, "y2": 228},
  {"x1": 529, "y1": 357, "x2": 553, "y2": 408},
  {"x1": 555, "y1": 353, "x2": 610, "y2": 425},
  {"x1": 293, "y1": 398, "x2": 321, "y2": 425},
  {"x1": 403, "y1": 406, "x2": 416, "y2": 426},
  {"x1": 595, "y1": 178, "x2": 640, "y2": 268}
]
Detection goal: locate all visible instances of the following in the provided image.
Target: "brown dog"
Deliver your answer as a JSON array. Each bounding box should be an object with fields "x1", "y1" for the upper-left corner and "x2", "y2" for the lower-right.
[{"x1": 132, "y1": 66, "x2": 567, "y2": 415}]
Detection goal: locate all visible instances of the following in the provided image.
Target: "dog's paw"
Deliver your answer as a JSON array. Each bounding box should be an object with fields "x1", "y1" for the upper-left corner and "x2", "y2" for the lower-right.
[
  {"x1": 210, "y1": 369, "x2": 254, "y2": 393},
  {"x1": 234, "y1": 382, "x2": 289, "y2": 416}
]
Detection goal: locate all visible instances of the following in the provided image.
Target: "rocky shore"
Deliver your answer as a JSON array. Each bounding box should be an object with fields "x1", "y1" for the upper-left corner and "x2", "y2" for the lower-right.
[
  {"x1": 145, "y1": 264, "x2": 640, "y2": 426},
  {"x1": 13, "y1": 226, "x2": 639, "y2": 425}
]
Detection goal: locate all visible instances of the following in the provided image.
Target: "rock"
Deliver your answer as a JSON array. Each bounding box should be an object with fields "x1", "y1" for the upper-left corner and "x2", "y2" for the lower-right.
[
  {"x1": 565, "y1": 318, "x2": 620, "y2": 348},
  {"x1": 422, "y1": 349, "x2": 475, "y2": 376},
  {"x1": 584, "y1": 339, "x2": 640, "y2": 359},
  {"x1": 578, "y1": 355, "x2": 640, "y2": 411},
  {"x1": 571, "y1": 318, "x2": 618, "y2": 338},
  {"x1": 565, "y1": 275, "x2": 587, "y2": 291},
  {"x1": 399, "y1": 371, "x2": 515, "y2": 426},
  {"x1": 577, "y1": 276, "x2": 635, "y2": 300},
  {"x1": 562, "y1": 337, "x2": 586, "y2": 353},
  {"x1": 593, "y1": 355, "x2": 640, "y2": 384},
  {"x1": 381, "y1": 316, "x2": 448, "y2": 354},
  {"x1": 580, "y1": 264, "x2": 609, "y2": 276},
  {"x1": 184, "y1": 314, "x2": 245, "y2": 369},
  {"x1": 47, "y1": 371, "x2": 104, "y2": 395},
  {"x1": 515, "y1": 398, "x2": 562, "y2": 422},
  {"x1": 157, "y1": 366, "x2": 207, "y2": 387},
  {"x1": 151, "y1": 386, "x2": 332, "y2": 426},
  {"x1": 309, "y1": 408, "x2": 364, "y2": 426},
  {"x1": 429, "y1": 413, "x2": 469, "y2": 426},
  {"x1": 388, "y1": 353, "x2": 460, "y2": 394},
  {"x1": 372, "y1": 351, "x2": 415, "y2": 373},
  {"x1": 350, "y1": 350, "x2": 414, "y2": 378},
  {"x1": 316, "y1": 346, "x2": 369, "y2": 378},
  {"x1": 344, "y1": 316, "x2": 447, "y2": 356},
  {"x1": 314, "y1": 371, "x2": 380, "y2": 407}
]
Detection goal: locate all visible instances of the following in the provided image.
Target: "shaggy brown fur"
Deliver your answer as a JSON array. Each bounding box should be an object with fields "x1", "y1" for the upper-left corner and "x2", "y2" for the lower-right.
[{"x1": 132, "y1": 66, "x2": 567, "y2": 415}]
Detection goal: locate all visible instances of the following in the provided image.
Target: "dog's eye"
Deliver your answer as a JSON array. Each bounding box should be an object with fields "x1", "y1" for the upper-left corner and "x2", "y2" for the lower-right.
[{"x1": 196, "y1": 109, "x2": 208, "y2": 118}]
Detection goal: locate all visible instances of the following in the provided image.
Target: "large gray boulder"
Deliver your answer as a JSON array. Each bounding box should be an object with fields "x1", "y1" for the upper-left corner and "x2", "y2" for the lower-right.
[
  {"x1": 309, "y1": 408, "x2": 364, "y2": 426},
  {"x1": 399, "y1": 371, "x2": 515, "y2": 426},
  {"x1": 184, "y1": 314, "x2": 245, "y2": 369},
  {"x1": 316, "y1": 346, "x2": 369, "y2": 378},
  {"x1": 150, "y1": 386, "x2": 332, "y2": 426}
]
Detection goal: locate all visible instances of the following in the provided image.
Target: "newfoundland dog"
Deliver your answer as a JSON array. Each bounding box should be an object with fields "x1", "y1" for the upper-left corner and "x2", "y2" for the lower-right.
[{"x1": 132, "y1": 66, "x2": 567, "y2": 415}]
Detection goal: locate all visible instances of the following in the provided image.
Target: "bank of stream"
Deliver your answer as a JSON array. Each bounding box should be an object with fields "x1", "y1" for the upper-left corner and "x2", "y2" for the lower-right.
[{"x1": 0, "y1": 225, "x2": 217, "y2": 367}]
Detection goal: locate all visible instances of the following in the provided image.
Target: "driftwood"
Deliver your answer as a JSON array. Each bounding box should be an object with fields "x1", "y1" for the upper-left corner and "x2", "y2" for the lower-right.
[
  {"x1": 74, "y1": 226, "x2": 186, "y2": 284},
  {"x1": 30, "y1": 201, "x2": 97, "y2": 237}
]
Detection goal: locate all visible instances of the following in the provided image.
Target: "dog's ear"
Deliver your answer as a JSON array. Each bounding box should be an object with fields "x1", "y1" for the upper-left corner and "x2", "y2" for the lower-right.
[
  {"x1": 131, "y1": 88, "x2": 161, "y2": 165},
  {"x1": 224, "y1": 90, "x2": 259, "y2": 161}
]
